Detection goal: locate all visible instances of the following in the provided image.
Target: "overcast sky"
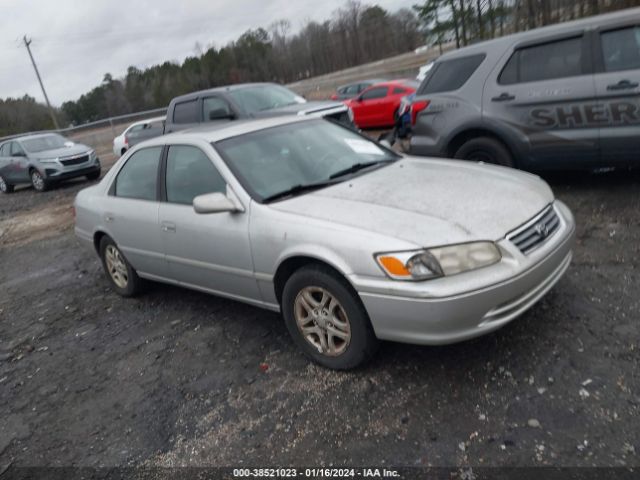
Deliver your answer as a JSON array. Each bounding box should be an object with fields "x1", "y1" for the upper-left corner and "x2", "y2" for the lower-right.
[{"x1": 1, "y1": 0, "x2": 416, "y2": 106}]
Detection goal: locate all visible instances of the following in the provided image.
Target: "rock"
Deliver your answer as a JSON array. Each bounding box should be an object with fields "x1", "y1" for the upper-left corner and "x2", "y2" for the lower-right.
[
  {"x1": 528, "y1": 418, "x2": 541, "y2": 428},
  {"x1": 579, "y1": 388, "x2": 590, "y2": 399}
]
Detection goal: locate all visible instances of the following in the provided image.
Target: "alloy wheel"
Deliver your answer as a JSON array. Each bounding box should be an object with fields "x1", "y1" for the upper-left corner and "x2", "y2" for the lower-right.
[
  {"x1": 105, "y1": 245, "x2": 129, "y2": 289},
  {"x1": 0, "y1": 176, "x2": 6, "y2": 192},
  {"x1": 31, "y1": 171, "x2": 45, "y2": 191},
  {"x1": 294, "y1": 286, "x2": 351, "y2": 356}
]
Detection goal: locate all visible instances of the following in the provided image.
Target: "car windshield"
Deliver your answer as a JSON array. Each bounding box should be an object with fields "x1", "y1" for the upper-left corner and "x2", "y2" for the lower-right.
[
  {"x1": 215, "y1": 119, "x2": 399, "y2": 202},
  {"x1": 229, "y1": 85, "x2": 306, "y2": 114},
  {"x1": 20, "y1": 134, "x2": 68, "y2": 153}
]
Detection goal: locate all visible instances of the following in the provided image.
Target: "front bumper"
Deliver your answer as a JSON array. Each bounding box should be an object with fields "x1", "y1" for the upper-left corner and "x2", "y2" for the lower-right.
[
  {"x1": 42, "y1": 158, "x2": 101, "y2": 181},
  {"x1": 354, "y1": 201, "x2": 575, "y2": 345}
]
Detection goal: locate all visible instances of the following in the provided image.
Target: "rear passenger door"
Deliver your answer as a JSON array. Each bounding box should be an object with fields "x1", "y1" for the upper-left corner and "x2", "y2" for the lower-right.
[
  {"x1": 9, "y1": 142, "x2": 30, "y2": 182},
  {"x1": 166, "y1": 98, "x2": 200, "y2": 133},
  {"x1": 593, "y1": 23, "x2": 640, "y2": 165},
  {"x1": 0, "y1": 143, "x2": 12, "y2": 181},
  {"x1": 483, "y1": 34, "x2": 598, "y2": 168},
  {"x1": 104, "y1": 146, "x2": 166, "y2": 277}
]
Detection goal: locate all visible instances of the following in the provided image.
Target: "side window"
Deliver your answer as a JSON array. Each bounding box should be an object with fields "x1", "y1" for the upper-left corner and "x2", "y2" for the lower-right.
[
  {"x1": 128, "y1": 124, "x2": 145, "y2": 133},
  {"x1": 419, "y1": 54, "x2": 486, "y2": 94},
  {"x1": 203, "y1": 97, "x2": 232, "y2": 121},
  {"x1": 10, "y1": 142, "x2": 25, "y2": 156},
  {"x1": 344, "y1": 84, "x2": 360, "y2": 95},
  {"x1": 172, "y1": 100, "x2": 199, "y2": 124},
  {"x1": 361, "y1": 87, "x2": 388, "y2": 100},
  {"x1": 165, "y1": 145, "x2": 226, "y2": 205},
  {"x1": 499, "y1": 37, "x2": 583, "y2": 84},
  {"x1": 392, "y1": 87, "x2": 407, "y2": 94},
  {"x1": 0, "y1": 143, "x2": 8, "y2": 156},
  {"x1": 114, "y1": 147, "x2": 162, "y2": 201},
  {"x1": 600, "y1": 26, "x2": 640, "y2": 72}
]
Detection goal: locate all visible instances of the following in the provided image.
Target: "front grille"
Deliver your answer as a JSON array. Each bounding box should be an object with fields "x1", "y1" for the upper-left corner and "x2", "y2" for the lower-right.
[
  {"x1": 60, "y1": 155, "x2": 88, "y2": 166},
  {"x1": 507, "y1": 205, "x2": 560, "y2": 254}
]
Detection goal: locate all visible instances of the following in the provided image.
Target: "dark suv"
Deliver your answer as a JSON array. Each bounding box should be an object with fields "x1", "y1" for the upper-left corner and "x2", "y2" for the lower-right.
[
  {"x1": 410, "y1": 8, "x2": 640, "y2": 170},
  {"x1": 164, "y1": 83, "x2": 353, "y2": 134}
]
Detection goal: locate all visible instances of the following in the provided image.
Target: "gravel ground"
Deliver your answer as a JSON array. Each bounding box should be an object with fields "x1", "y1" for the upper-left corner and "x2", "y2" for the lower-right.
[{"x1": 0, "y1": 162, "x2": 638, "y2": 469}]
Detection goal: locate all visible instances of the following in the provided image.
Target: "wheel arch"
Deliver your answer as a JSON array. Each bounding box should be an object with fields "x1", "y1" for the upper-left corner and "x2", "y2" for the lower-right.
[
  {"x1": 272, "y1": 254, "x2": 357, "y2": 307},
  {"x1": 446, "y1": 127, "x2": 518, "y2": 163}
]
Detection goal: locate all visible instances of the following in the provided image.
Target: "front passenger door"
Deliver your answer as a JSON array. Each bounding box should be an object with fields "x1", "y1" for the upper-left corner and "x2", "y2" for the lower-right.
[
  {"x1": 354, "y1": 86, "x2": 389, "y2": 127},
  {"x1": 158, "y1": 144, "x2": 260, "y2": 303}
]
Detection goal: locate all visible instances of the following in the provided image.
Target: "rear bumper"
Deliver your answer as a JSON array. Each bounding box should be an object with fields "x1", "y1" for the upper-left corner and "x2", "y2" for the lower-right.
[{"x1": 356, "y1": 203, "x2": 575, "y2": 345}]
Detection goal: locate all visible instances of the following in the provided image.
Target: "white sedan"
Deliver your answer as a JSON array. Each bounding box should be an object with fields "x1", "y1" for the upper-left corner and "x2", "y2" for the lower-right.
[{"x1": 112, "y1": 116, "x2": 165, "y2": 157}]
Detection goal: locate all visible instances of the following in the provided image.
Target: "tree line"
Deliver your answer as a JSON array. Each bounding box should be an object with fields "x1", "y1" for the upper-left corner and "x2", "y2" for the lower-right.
[
  {"x1": 2, "y1": 0, "x2": 639, "y2": 136},
  {"x1": 414, "y1": 0, "x2": 640, "y2": 52}
]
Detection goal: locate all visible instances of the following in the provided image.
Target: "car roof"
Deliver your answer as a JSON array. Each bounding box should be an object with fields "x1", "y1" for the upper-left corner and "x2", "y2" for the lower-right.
[
  {"x1": 169, "y1": 82, "x2": 284, "y2": 103},
  {"x1": 438, "y1": 7, "x2": 640, "y2": 60},
  {"x1": 128, "y1": 116, "x2": 165, "y2": 127},
  {"x1": 143, "y1": 115, "x2": 316, "y2": 146},
  {"x1": 13, "y1": 132, "x2": 64, "y2": 143}
]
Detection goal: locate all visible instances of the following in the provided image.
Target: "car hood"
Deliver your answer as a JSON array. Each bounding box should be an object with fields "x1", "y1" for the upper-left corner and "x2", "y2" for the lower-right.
[
  {"x1": 253, "y1": 100, "x2": 347, "y2": 118},
  {"x1": 30, "y1": 144, "x2": 92, "y2": 160},
  {"x1": 270, "y1": 157, "x2": 554, "y2": 246}
]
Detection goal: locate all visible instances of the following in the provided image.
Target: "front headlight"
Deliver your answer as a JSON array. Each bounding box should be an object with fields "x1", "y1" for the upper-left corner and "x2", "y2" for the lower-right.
[
  {"x1": 39, "y1": 157, "x2": 59, "y2": 164},
  {"x1": 376, "y1": 241, "x2": 502, "y2": 281},
  {"x1": 89, "y1": 150, "x2": 97, "y2": 161}
]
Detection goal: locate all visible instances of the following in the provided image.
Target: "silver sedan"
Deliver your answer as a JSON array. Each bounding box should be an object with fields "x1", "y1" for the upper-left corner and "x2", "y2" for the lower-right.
[{"x1": 74, "y1": 116, "x2": 575, "y2": 369}]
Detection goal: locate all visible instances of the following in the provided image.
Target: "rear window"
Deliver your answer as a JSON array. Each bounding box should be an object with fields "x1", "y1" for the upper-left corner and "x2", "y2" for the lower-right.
[
  {"x1": 418, "y1": 54, "x2": 485, "y2": 94},
  {"x1": 172, "y1": 99, "x2": 198, "y2": 124},
  {"x1": 499, "y1": 36, "x2": 583, "y2": 84}
]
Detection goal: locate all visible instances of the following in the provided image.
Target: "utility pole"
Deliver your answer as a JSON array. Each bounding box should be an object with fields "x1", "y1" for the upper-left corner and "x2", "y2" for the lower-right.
[{"x1": 23, "y1": 35, "x2": 60, "y2": 130}]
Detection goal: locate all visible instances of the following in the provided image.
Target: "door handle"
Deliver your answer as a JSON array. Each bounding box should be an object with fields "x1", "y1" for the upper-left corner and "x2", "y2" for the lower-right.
[
  {"x1": 607, "y1": 79, "x2": 639, "y2": 91},
  {"x1": 491, "y1": 92, "x2": 515, "y2": 102},
  {"x1": 161, "y1": 221, "x2": 176, "y2": 233}
]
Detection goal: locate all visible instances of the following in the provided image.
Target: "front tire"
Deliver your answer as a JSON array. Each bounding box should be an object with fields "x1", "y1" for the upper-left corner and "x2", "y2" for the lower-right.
[
  {"x1": 86, "y1": 169, "x2": 101, "y2": 181},
  {"x1": 30, "y1": 170, "x2": 49, "y2": 192},
  {"x1": 0, "y1": 175, "x2": 14, "y2": 193},
  {"x1": 282, "y1": 265, "x2": 378, "y2": 370},
  {"x1": 99, "y1": 236, "x2": 143, "y2": 297},
  {"x1": 454, "y1": 136, "x2": 514, "y2": 168}
]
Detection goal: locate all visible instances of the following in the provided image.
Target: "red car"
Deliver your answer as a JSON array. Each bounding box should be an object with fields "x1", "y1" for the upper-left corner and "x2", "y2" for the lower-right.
[{"x1": 344, "y1": 80, "x2": 418, "y2": 129}]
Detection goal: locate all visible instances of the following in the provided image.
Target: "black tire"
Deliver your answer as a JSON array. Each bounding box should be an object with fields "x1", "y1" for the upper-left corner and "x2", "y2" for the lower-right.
[
  {"x1": 454, "y1": 136, "x2": 514, "y2": 168},
  {"x1": 86, "y1": 169, "x2": 101, "y2": 181},
  {"x1": 121, "y1": 148, "x2": 127, "y2": 156},
  {"x1": 282, "y1": 264, "x2": 379, "y2": 370},
  {"x1": 30, "y1": 169, "x2": 49, "y2": 192},
  {"x1": 99, "y1": 235, "x2": 143, "y2": 297},
  {"x1": 0, "y1": 175, "x2": 14, "y2": 193}
]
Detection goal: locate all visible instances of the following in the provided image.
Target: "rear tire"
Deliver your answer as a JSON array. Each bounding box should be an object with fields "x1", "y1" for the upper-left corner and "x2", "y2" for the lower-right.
[
  {"x1": 454, "y1": 136, "x2": 514, "y2": 168},
  {"x1": 282, "y1": 264, "x2": 379, "y2": 370},
  {"x1": 0, "y1": 175, "x2": 14, "y2": 193},
  {"x1": 30, "y1": 170, "x2": 49, "y2": 192},
  {"x1": 99, "y1": 236, "x2": 143, "y2": 297}
]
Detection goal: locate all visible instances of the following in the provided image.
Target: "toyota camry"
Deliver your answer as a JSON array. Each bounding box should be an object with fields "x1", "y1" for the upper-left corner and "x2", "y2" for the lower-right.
[{"x1": 74, "y1": 117, "x2": 575, "y2": 369}]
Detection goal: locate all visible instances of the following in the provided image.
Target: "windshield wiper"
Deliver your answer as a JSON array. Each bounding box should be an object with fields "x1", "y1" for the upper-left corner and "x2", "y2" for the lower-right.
[
  {"x1": 328, "y1": 159, "x2": 395, "y2": 180},
  {"x1": 262, "y1": 181, "x2": 336, "y2": 203}
]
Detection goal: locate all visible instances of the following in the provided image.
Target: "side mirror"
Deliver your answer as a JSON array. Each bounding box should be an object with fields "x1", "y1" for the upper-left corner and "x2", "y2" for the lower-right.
[
  {"x1": 193, "y1": 192, "x2": 241, "y2": 214},
  {"x1": 208, "y1": 109, "x2": 235, "y2": 121},
  {"x1": 64, "y1": 141, "x2": 75, "y2": 147}
]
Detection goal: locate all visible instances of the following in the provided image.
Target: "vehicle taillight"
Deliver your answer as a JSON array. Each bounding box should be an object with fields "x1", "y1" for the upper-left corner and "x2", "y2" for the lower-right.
[
  {"x1": 331, "y1": 94, "x2": 338, "y2": 100},
  {"x1": 411, "y1": 100, "x2": 430, "y2": 126},
  {"x1": 124, "y1": 136, "x2": 128, "y2": 146}
]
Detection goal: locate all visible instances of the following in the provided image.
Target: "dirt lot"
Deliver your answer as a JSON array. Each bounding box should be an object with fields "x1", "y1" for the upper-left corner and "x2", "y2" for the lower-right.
[{"x1": 0, "y1": 147, "x2": 638, "y2": 470}]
